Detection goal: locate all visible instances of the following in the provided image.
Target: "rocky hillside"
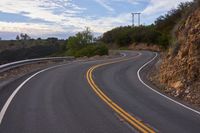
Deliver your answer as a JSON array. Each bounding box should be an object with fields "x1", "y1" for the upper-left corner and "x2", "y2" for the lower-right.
[{"x1": 153, "y1": 7, "x2": 200, "y2": 106}]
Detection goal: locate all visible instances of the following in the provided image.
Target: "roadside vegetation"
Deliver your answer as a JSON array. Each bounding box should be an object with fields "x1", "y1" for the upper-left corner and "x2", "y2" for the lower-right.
[
  {"x1": 100, "y1": 1, "x2": 197, "y2": 50},
  {"x1": 0, "y1": 28, "x2": 108, "y2": 64},
  {"x1": 101, "y1": 25, "x2": 169, "y2": 49},
  {"x1": 0, "y1": 36, "x2": 66, "y2": 64},
  {"x1": 66, "y1": 28, "x2": 108, "y2": 57}
]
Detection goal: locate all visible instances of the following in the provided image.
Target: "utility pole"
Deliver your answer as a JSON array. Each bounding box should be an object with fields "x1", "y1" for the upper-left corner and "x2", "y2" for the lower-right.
[
  {"x1": 132, "y1": 13, "x2": 141, "y2": 27},
  {"x1": 132, "y1": 13, "x2": 134, "y2": 27},
  {"x1": 138, "y1": 13, "x2": 141, "y2": 26}
]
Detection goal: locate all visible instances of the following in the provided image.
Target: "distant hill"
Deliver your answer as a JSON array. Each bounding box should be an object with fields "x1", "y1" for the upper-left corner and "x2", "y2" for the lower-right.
[{"x1": 0, "y1": 38, "x2": 66, "y2": 64}]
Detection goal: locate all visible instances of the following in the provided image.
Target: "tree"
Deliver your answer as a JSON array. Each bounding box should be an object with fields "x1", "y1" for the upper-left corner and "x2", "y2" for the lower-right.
[
  {"x1": 16, "y1": 35, "x2": 20, "y2": 40},
  {"x1": 66, "y1": 28, "x2": 108, "y2": 57},
  {"x1": 67, "y1": 27, "x2": 93, "y2": 51},
  {"x1": 37, "y1": 37, "x2": 42, "y2": 41},
  {"x1": 154, "y1": 1, "x2": 193, "y2": 34},
  {"x1": 20, "y1": 33, "x2": 31, "y2": 40},
  {"x1": 47, "y1": 37, "x2": 58, "y2": 43}
]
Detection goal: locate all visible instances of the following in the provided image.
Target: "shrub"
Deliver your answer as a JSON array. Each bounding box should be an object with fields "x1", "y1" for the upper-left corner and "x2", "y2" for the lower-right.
[
  {"x1": 157, "y1": 34, "x2": 170, "y2": 49},
  {"x1": 66, "y1": 28, "x2": 109, "y2": 57},
  {"x1": 74, "y1": 44, "x2": 108, "y2": 57},
  {"x1": 101, "y1": 25, "x2": 169, "y2": 49}
]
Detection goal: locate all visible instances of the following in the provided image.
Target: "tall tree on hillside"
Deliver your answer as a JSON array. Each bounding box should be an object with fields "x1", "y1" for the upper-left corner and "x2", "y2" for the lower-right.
[
  {"x1": 20, "y1": 33, "x2": 31, "y2": 40},
  {"x1": 16, "y1": 35, "x2": 20, "y2": 40},
  {"x1": 67, "y1": 27, "x2": 93, "y2": 50}
]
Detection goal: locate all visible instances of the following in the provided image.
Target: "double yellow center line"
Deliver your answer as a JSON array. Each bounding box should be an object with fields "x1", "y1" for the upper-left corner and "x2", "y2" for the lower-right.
[{"x1": 86, "y1": 55, "x2": 155, "y2": 133}]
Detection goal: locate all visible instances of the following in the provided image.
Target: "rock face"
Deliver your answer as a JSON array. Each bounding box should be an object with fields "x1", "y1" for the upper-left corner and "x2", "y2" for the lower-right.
[{"x1": 157, "y1": 8, "x2": 200, "y2": 106}]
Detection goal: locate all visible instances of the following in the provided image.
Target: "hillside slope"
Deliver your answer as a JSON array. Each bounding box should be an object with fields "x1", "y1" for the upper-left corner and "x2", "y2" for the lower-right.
[{"x1": 154, "y1": 7, "x2": 200, "y2": 106}]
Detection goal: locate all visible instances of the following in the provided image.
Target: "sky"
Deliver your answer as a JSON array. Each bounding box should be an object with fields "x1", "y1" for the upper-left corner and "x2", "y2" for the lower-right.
[{"x1": 0, "y1": 0, "x2": 192, "y2": 40}]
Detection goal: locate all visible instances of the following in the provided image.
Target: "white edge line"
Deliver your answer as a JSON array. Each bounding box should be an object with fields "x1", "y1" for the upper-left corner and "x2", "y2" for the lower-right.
[
  {"x1": 0, "y1": 52, "x2": 128, "y2": 124},
  {"x1": 137, "y1": 52, "x2": 200, "y2": 115}
]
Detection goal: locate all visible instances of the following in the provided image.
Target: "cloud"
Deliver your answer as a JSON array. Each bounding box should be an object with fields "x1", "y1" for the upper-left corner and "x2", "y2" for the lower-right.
[
  {"x1": 0, "y1": 0, "x2": 193, "y2": 39},
  {"x1": 0, "y1": 21, "x2": 64, "y2": 35},
  {"x1": 142, "y1": 0, "x2": 193, "y2": 15},
  {"x1": 0, "y1": 12, "x2": 131, "y2": 38},
  {"x1": 0, "y1": 0, "x2": 86, "y2": 23},
  {"x1": 114, "y1": 0, "x2": 144, "y2": 5},
  {"x1": 94, "y1": 0, "x2": 115, "y2": 12},
  {"x1": 0, "y1": 0, "x2": 132, "y2": 38},
  {"x1": 94, "y1": 0, "x2": 143, "y2": 12},
  {"x1": 0, "y1": 0, "x2": 87, "y2": 37}
]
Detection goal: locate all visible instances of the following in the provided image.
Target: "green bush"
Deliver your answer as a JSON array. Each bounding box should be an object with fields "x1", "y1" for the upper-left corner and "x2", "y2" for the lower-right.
[
  {"x1": 74, "y1": 44, "x2": 108, "y2": 57},
  {"x1": 157, "y1": 34, "x2": 170, "y2": 49},
  {"x1": 101, "y1": 25, "x2": 169, "y2": 49},
  {"x1": 66, "y1": 28, "x2": 108, "y2": 57}
]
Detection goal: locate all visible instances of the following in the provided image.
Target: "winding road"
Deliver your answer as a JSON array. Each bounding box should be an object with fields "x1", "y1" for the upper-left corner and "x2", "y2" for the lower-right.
[{"x1": 0, "y1": 51, "x2": 200, "y2": 133}]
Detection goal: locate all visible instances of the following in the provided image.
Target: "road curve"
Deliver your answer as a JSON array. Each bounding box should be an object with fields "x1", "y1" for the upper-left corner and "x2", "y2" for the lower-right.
[{"x1": 0, "y1": 51, "x2": 200, "y2": 133}]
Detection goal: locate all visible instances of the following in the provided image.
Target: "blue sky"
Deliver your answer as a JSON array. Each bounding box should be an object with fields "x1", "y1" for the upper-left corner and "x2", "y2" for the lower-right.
[{"x1": 0, "y1": 0, "x2": 192, "y2": 39}]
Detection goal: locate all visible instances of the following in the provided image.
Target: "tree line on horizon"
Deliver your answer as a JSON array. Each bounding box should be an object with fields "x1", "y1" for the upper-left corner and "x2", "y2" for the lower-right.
[{"x1": 0, "y1": 28, "x2": 109, "y2": 63}]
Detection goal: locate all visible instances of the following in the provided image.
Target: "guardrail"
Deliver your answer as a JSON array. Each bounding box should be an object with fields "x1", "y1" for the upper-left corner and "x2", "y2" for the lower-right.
[{"x1": 0, "y1": 57, "x2": 75, "y2": 73}]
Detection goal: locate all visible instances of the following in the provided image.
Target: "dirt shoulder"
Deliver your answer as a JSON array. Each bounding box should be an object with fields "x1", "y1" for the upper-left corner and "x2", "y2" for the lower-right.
[{"x1": 128, "y1": 43, "x2": 162, "y2": 52}]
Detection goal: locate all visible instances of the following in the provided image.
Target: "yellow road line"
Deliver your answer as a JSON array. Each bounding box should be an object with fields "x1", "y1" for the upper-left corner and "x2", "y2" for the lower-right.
[{"x1": 86, "y1": 55, "x2": 155, "y2": 133}]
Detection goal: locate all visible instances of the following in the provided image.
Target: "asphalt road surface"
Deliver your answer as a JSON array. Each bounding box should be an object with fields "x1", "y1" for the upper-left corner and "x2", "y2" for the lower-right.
[{"x1": 0, "y1": 51, "x2": 200, "y2": 133}]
